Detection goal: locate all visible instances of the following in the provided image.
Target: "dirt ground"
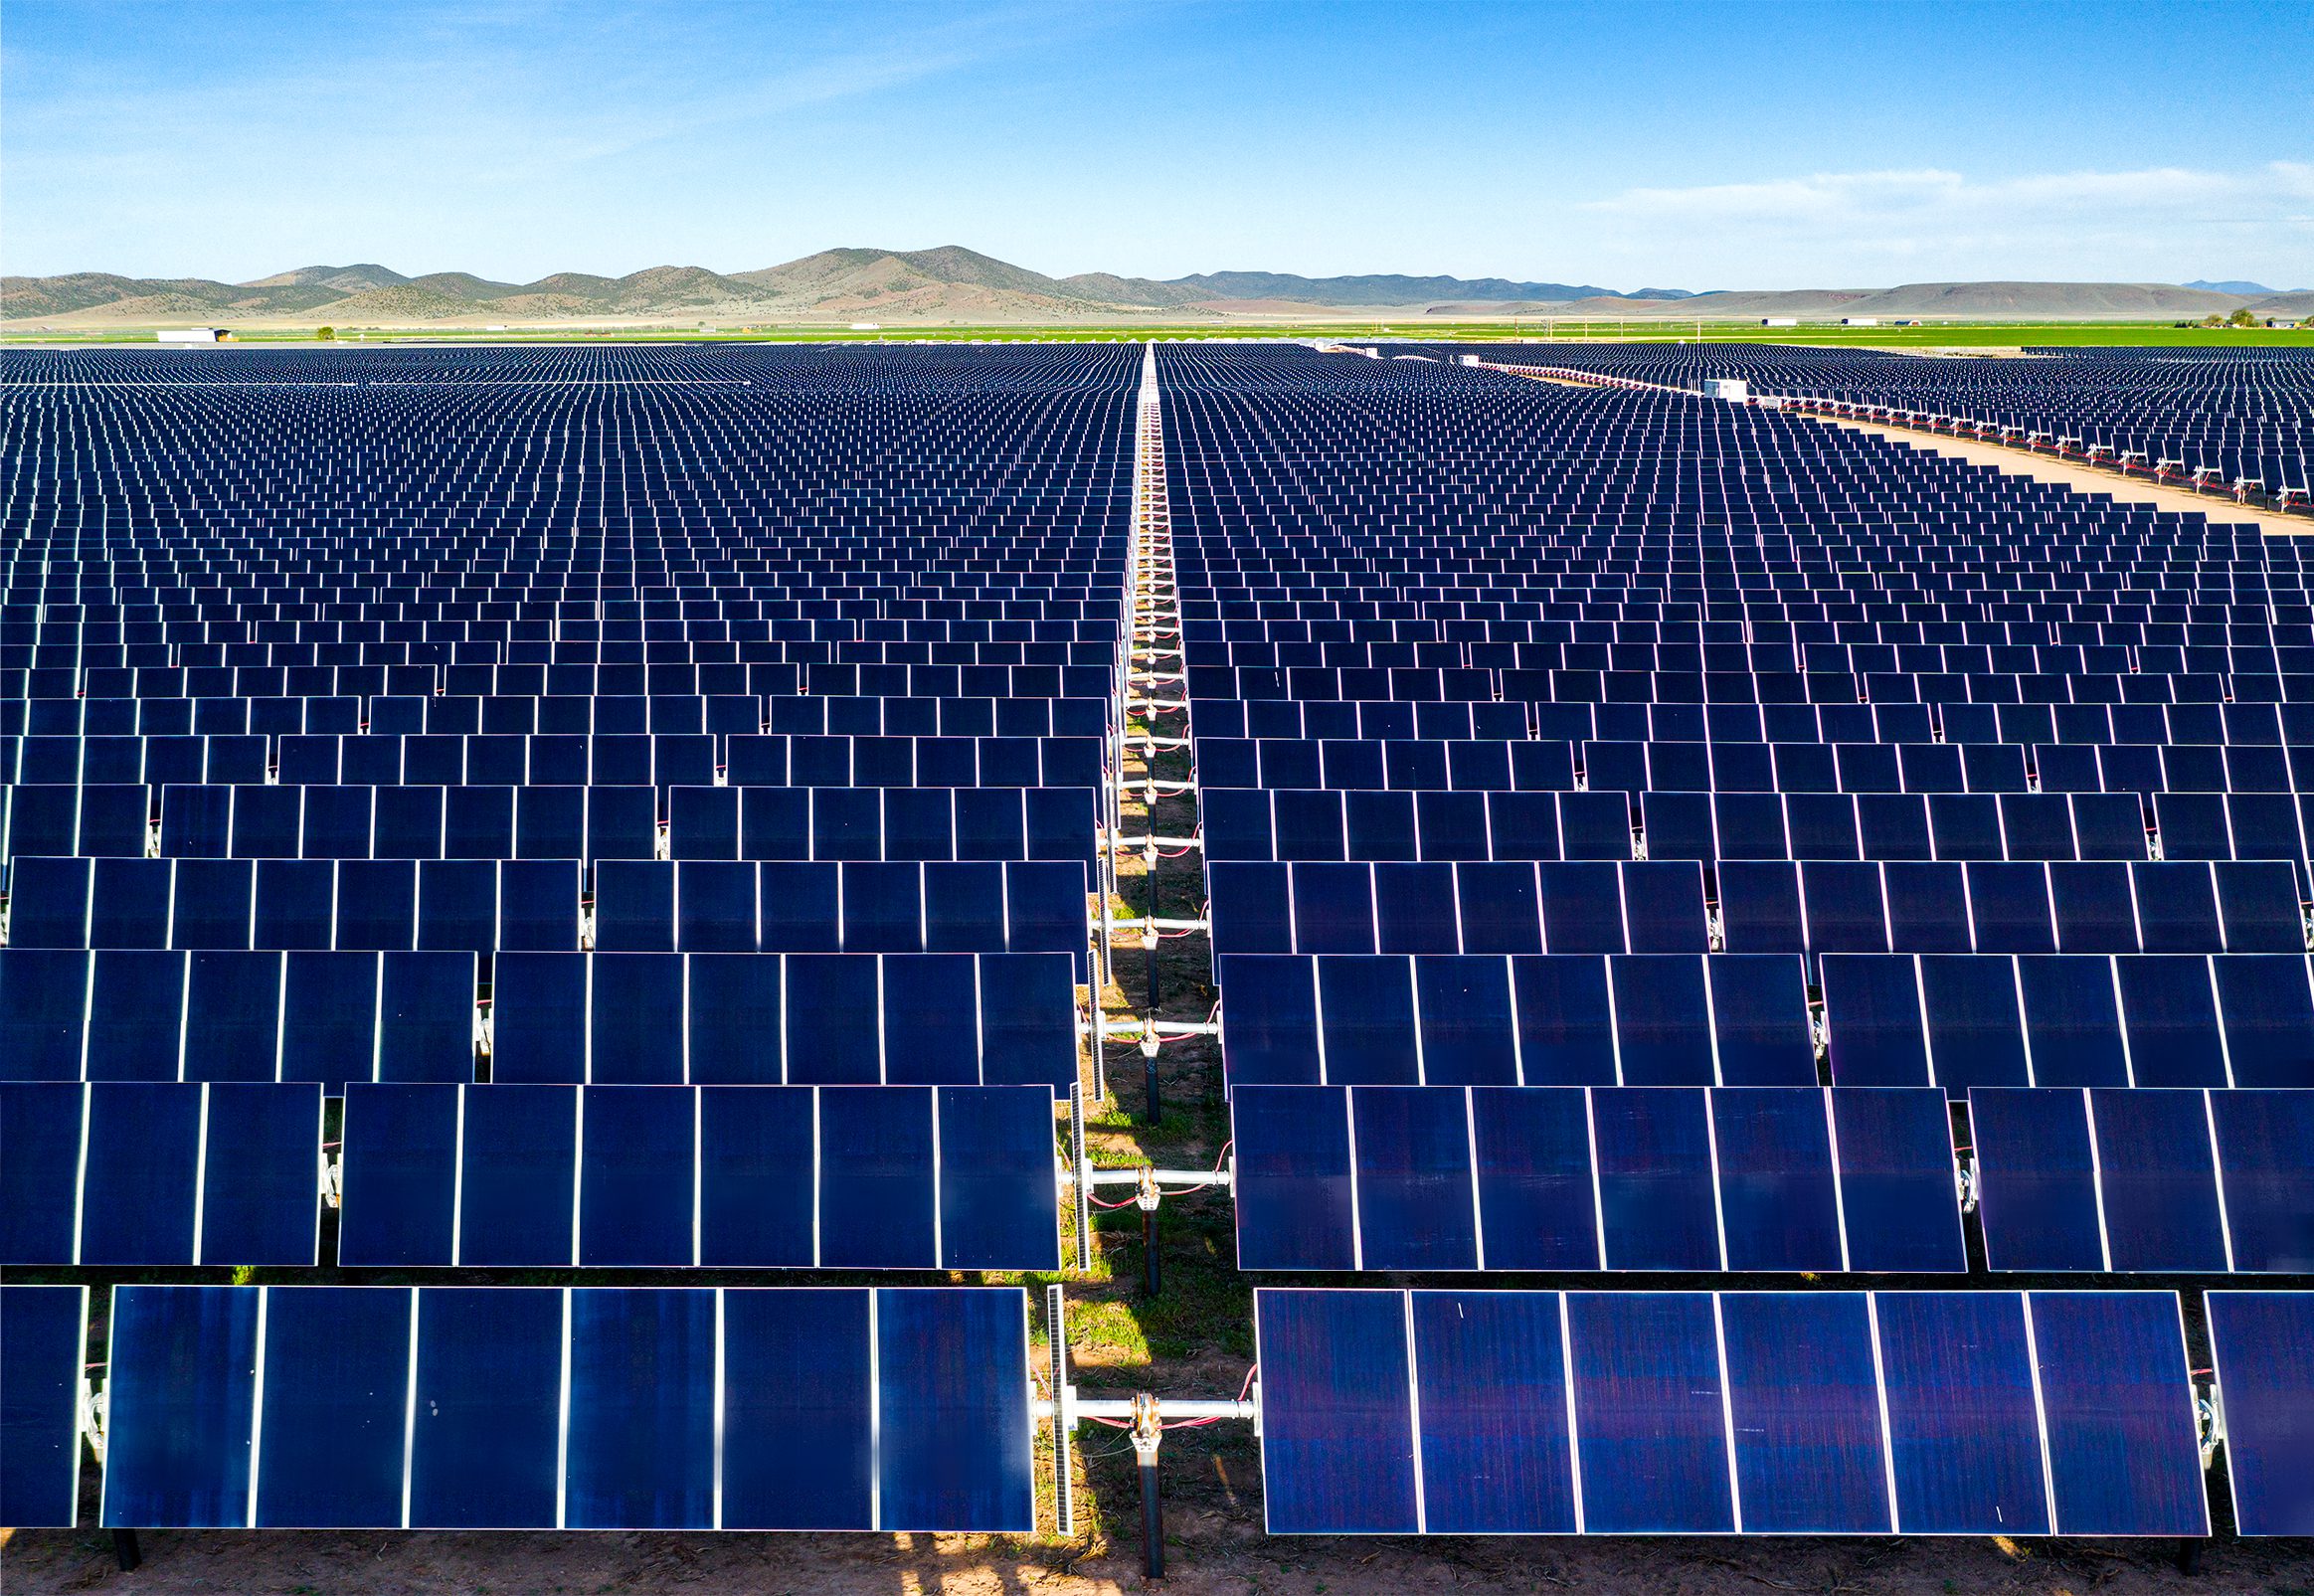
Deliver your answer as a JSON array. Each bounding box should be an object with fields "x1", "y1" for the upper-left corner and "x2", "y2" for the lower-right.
[{"x1": 9, "y1": 1511, "x2": 2314, "y2": 1596}]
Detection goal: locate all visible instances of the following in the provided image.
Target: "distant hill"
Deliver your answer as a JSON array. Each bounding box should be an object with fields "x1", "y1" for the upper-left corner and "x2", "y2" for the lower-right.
[
  {"x1": 1157, "y1": 271, "x2": 1622, "y2": 306},
  {"x1": 241, "y1": 264, "x2": 409, "y2": 292},
  {"x1": 3, "y1": 252, "x2": 2303, "y2": 328}
]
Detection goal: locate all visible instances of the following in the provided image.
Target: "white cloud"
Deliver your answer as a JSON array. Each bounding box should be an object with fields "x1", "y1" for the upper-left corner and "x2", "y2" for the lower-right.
[{"x1": 1575, "y1": 163, "x2": 2314, "y2": 286}]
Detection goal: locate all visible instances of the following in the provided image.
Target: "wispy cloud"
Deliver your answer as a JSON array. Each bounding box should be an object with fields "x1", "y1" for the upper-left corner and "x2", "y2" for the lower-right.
[{"x1": 1577, "y1": 164, "x2": 2314, "y2": 284}]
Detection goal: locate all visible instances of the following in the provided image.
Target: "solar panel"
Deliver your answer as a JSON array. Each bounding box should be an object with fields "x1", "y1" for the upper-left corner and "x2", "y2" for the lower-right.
[
  {"x1": 2208, "y1": 1291, "x2": 2314, "y2": 1535},
  {"x1": 0, "y1": 1285, "x2": 88, "y2": 1528},
  {"x1": 98, "y1": 1285, "x2": 1034, "y2": 1531}
]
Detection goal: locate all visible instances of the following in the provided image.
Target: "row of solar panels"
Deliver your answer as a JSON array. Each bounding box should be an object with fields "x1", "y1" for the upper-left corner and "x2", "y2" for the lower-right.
[
  {"x1": 1209, "y1": 858, "x2": 2307, "y2": 960},
  {"x1": 3, "y1": 613, "x2": 1121, "y2": 641},
  {"x1": 11, "y1": 1075, "x2": 2310, "y2": 1279},
  {"x1": 1205, "y1": 786, "x2": 2298, "y2": 869},
  {"x1": 18, "y1": 1283, "x2": 2314, "y2": 1536},
  {"x1": 0, "y1": 784, "x2": 1100, "y2": 867},
  {"x1": 0, "y1": 1082, "x2": 1061, "y2": 1271},
  {"x1": 5, "y1": 690, "x2": 1110, "y2": 739},
  {"x1": 0, "y1": 950, "x2": 1079, "y2": 1090},
  {"x1": 1184, "y1": 666, "x2": 2309, "y2": 707},
  {"x1": 12, "y1": 661, "x2": 1117, "y2": 702},
  {"x1": 0, "y1": 732, "x2": 1108, "y2": 790},
  {"x1": 1230, "y1": 1082, "x2": 2314, "y2": 1276},
  {"x1": 3, "y1": 614, "x2": 1124, "y2": 642},
  {"x1": 1184, "y1": 636, "x2": 2313, "y2": 673},
  {"x1": 3, "y1": 857, "x2": 1092, "y2": 973},
  {"x1": 12, "y1": 637, "x2": 1120, "y2": 667},
  {"x1": 1190, "y1": 694, "x2": 2314, "y2": 748},
  {"x1": 1217, "y1": 950, "x2": 2314, "y2": 1093},
  {"x1": 1182, "y1": 618, "x2": 2297, "y2": 649},
  {"x1": 1197, "y1": 735, "x2": 2314, "y2": 795},
  {"x1": 0, "y1": 592, "x2": 1124, "y2": 617},
  {"x1": 1184, "y1": 624, "x2": 2304, "y2": 656},
  {"x1": 0, "y1": 1284, "x2": 1035, "y2": 1532},
  {"x1": 1182, "y1": 582, "x2": 2286, "y2": 607}
]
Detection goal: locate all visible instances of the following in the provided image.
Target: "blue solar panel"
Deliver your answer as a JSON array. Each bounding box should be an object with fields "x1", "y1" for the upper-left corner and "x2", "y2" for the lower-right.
[
  {"x1": 1827, "y1": 1087, "x2": 1966, "y2": 1272},
  {"x1": 253, "y1": 1288, "x2": 412, "y2": 1527},
  {"x1": 1565, "y1": 1293, "x2": 1734, "y2": 1532},
  {"x1": 1470, "y1": 1087, "x2": 1599, "y2": 1270},
  {"x1": 1970, "y1": 1088, "x2": 2107, "y2": 1271},
  {"x1": 2208, "y1": 1292, "x2": 2314, "y2": 1535},
  {"x1": 102, "y1": 1285, "x2": 262, "y2": 1527},
  {"x1": 1256, "y1": 1290, "x2": 1417, "y2": 1533},
  {"x1": 2086, "y1": 1089, "x2": 2229, "y2": 1272},
  {"x1": 1710, "y1": 1089, "x2": 1843, "y2": 1272},
  {"x1": 1349, "y1": 1087, "x2": 1479, "y2": 1270},
  {"x1": 0, "y1": 1286, "x2": 87, "y2": 1528},
  {"x1": 2210, "y1": 1091, "x2": 2314, "y2": 1272},
  {"x1": 406, "y1": 1287, "x2": 563, "y2": 1529},
  {"x1": 565, "y1": 1289, "x2": 718, "y2": 1529},
  {"x1": 873, "y1": 1287, "x2": 1035, "y2": 1531},
  {"x1": 1872, "y1": 1292, "x2": 2049, "y2": 1535},
  {"x1": 2028, "y1": 1292, "x2": 2207, "y2": 1536},
  {"x1": 718, "y1": 1289, "x2": 872, "y2": 1528},
  {"x1": 1409, "y1": 1291, "x2": 1577, "y2": 1533},
  {"x1": 1719, "y1": 1293, "x2": 1890, "y2": 1533}
]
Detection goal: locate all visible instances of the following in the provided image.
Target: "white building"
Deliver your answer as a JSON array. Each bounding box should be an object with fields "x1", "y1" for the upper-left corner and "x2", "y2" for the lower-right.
[
  {"x1": 1760, "y1": 317, "x2": 1798, "y2": 327},
  {"x1": 1842, "y1": 317, "x2": 1879, "y2": 326},
  {"x1": 1700, "y1": 378, "x2": 1750, "y2": 402},
  {"x1": 156, "y1": 328, "x2": 224, "y2": 344}
]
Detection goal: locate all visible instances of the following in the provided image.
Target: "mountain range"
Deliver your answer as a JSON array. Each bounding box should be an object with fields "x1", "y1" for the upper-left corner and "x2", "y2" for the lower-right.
[{"x1": 3, "y1": 247, "x2": 2308, "y2": 327}]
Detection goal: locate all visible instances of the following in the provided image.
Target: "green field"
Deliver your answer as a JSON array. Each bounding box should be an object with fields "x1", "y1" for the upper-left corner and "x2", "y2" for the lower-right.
[{"x1": 6, "y1": 318, "x2": 2311, "y2": 349}]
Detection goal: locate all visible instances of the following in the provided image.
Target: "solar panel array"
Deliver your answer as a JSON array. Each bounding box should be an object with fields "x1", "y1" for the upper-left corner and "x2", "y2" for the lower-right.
[
  {"x1": 1445, "y1": 343, "x2": 2314, "y2": 499},
  {"x1": 1163, "y1": 342, "x2": 2314, "y2": 1539},
  {"x1": 0, "y1": 342, "x2": 1130, "y2": 1532},
  {"x1": 8, "y1": 339, "x2": 2314, "y2": 1550}
]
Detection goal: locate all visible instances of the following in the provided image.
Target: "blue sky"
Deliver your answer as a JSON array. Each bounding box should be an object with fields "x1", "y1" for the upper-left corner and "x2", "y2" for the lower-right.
[{"x1": 4, "y1": 0, "x2": 2307, "y2": 288}]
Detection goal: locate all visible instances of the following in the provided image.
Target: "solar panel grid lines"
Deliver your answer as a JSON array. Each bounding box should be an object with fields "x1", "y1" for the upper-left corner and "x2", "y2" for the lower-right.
[{"x1": 89, "y1": 1283, "x2": 1037, "y2": 1533}]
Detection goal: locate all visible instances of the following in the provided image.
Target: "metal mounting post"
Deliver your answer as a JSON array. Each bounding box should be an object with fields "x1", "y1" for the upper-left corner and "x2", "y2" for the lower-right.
[
  {"x1": 1137, "y1": 1166, "x2": 1162, "y2": 1298},
  {"x1": 1144, "y1": 838, "x2": 1162, "y2": 1013},
  {"x1": 1131, "y1": 1391, "x2": 1164, "y2": 1580}
]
